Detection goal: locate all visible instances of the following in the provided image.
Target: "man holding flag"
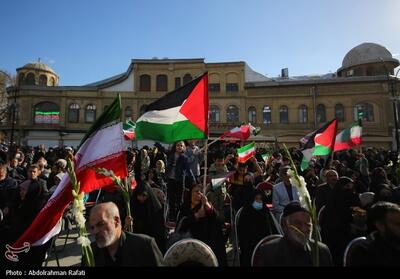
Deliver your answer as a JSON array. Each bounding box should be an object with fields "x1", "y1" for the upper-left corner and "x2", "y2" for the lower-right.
[{"x1": 6, "y1": 95, "x2": 129, "y2": 265}]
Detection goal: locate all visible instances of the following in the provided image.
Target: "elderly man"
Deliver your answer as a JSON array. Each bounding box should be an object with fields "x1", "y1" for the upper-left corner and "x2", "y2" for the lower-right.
[
  {"x1": 314, "y1": 169, "x2": 339, "y2": 212},
  {"x1": 86, "y1": 202, "x2": 164, "y2": 266},
  {"x1": 257, "y1": 201, "x2": 333, "y2": 266}
]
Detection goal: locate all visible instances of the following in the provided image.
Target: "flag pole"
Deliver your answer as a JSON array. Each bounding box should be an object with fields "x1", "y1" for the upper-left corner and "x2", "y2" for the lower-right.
[{"x1": 203, "y1": 138, "x2": 208, "y2": 194}]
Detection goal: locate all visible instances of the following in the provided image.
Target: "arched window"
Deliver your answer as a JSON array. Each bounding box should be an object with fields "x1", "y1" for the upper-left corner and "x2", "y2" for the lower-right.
[
  {"x1": 68, "y1": 103, "x2": 80, "y2": 123},
  {"x1": 280, "y1": 106, "x2": 288, "y2": 124},
  {"x1": 18, "y1": 73, "x2": 24, "y2": 86},
  {"x1": 299, "y1": 105, "x2": 308, "y2": 123},
  {"x1": 317, "y1": 104, "x2": 326, "y2": 123},
  {"x1": 263, "y1": 105, "x2": 272, "y2": 124},
  {"x1": 25, "y1": 73, "x2": 35, "y2": 85},
  {"x1": 156, "y1": 74, "x2": 168, "y2": 91},
  {"x1": 210, "y1": 105, "x2": 220, "y2": 123},
  {"x1": 248, "y1": 107, "x2": 256, "y2": 123},
  {"x1": 85, "y1": 104, "x2": 96, "y2": 123},
  {"x1": 354, "y1": 103, "x2": 374, "y2": 122},
  {"x1": 175, "y1": 77, "x2": 181, "y2": 89},
  {"x1": 335, "y1": 104, "x2": 345, "y2": 122},
  {"x1": 125, "y1": 106, "x2": 133, "y2": 120},
  {"x1": 50, "y1": 77, "x2": 56, "y2": 86},
  {"x1": 139, "y1": 105, "x2": 147, "y2": 117},
  {"x1": 39, "y1": 75, "x2": 47, "y2": 86},
  {"x1": 139, "y1": 74, "x2": 151, "y2": 91},
  {"x1": 34, "y1": 102, "x2": 60, "y2": 124},
  {"x1": 226, "y1": 105, "x2": 239, "y2": 123},
  {"x1": 183, "y1": 73, "x2": 192, "y2": 85}
]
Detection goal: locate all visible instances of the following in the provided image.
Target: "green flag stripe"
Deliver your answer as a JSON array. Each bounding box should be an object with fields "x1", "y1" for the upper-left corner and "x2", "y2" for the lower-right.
[
  {"x1": 238, "y1": 142, "x2": 255, "y2": 154},
  {"x1": 135, "y1": 120, "x2": 205, "y2": 143}
]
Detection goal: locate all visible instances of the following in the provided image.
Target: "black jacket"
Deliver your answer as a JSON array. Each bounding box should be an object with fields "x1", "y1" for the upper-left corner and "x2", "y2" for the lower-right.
[{"x1": 89, "y1": 231, "x2": 164, "y2": 266}]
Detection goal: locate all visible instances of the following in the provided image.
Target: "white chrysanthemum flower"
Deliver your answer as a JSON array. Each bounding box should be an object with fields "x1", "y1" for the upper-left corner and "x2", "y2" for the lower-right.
[
  {"x1": 290, "y1": 175, "x2": 311, "y2": 210},
  {"x1": 77, "y1": 236, "x2": 91, "y2": 247}
]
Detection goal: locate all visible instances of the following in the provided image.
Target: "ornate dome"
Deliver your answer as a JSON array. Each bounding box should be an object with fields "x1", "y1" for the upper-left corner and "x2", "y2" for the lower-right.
[
  {"x1": 340, "y1": 43, "x2": 399, "y2": 70},
  {"x1": 19, "y1": 62, "x2": 57, "y2": 75}
]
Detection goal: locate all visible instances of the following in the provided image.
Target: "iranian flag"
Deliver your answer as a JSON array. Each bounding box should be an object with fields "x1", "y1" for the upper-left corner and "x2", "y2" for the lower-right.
[
  {"x1": 237, "y1": 142, "x2": 256, "y2": 163},
  {"x1": 300, "y1": 119, "x2": 338, "y2": 171},
  {"x1": 334, "y1": 120, "x2": 362, "y2": 151},
  {"x1": 135, "y1": 73, "x2": 209, "y2": 143},
  {"x1": 123, "y1": 120, "x2": 136, "y2": 140},
  {"x1": 11, "y1": 95, "x2": 128, "y2": 249}
]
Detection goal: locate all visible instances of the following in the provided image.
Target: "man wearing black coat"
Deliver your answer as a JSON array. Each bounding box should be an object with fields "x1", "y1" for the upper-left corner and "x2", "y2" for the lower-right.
[
  {"x1": 257, "y1": 201, "x2": 333, "y2": 266},
  {"x1": 86, "y1": 202, "x2": 164, "y2": 266}
]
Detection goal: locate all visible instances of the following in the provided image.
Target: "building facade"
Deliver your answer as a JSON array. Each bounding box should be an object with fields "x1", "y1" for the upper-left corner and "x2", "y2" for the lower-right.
[{"x1": 4, "y1": 42, "x2": 400, "y2": 149}]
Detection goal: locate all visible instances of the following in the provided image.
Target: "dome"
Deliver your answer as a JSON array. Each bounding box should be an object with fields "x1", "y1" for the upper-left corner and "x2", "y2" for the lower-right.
[
  {"x1": 340, "y1": 43, "x2": 399, "y2": 70},
  {"x1": 18, "y1": 62, "x2": 57, "y2": 75}
]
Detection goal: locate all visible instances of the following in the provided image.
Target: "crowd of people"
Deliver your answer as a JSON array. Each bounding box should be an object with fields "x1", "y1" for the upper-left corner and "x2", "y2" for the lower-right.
[{"x1": 0, "y1": 141, "x2": 399, "y2": 267}]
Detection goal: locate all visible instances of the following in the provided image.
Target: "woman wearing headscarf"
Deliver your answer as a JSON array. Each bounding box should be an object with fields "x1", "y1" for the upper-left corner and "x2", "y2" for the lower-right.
[
  {"x1": 320, "y1": 176, "x2": 360, "y2": 266},
  {"x1": 178, "y1": 183, "x2": 227, "y2": 266},
  {"x1": 129, "y1": 181, "x2": 167, "y2": 254},
  {"x1": 238, "y1": 188, "x2": 278, "y2": 266}
]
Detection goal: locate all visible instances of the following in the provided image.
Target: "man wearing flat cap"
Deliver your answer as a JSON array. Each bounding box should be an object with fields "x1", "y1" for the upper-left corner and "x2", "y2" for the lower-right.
[{"x1": 256, "y1": 201, "x2": 333, "y2": 266}]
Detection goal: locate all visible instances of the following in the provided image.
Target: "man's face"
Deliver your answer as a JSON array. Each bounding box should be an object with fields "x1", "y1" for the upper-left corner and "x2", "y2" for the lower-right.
[
  {"x1": 175, "y1": 141, "x2": 185, "y2": 153},
  {"x1": 89, "y1": 210, "x2": 117, "y2": 248},
  {"x1": 326, "y1": 171, "x2": 338, "y2": 185},
  {"x1": 238, "y1": 166, "x2": 247, "y2": 175},
  {"x1": 284, "y1": 212, "x2": 312, "y2": 247},
  {"x1": 382, "y1": 211, "x2": 400, "y2": 244},
  {"x1": 28, "y1": 167, "x2": 40, "y2": 180},
  {"x1": 214, "y1": 158, "x2": 225, "y2": 171},
  {"x1": 10, "y1": 159, "x2": 18, "y2": 167}
]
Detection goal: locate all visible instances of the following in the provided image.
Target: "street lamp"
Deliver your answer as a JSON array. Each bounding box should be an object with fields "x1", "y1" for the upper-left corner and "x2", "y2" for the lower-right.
[{"x1": 380, "y1": 59, "x2": 400, "y2": 152}]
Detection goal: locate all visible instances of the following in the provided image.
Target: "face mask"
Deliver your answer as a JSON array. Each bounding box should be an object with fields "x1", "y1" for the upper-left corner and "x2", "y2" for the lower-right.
[{"x1": 252, "y1": 201, "x2": 263, "y2": 211}]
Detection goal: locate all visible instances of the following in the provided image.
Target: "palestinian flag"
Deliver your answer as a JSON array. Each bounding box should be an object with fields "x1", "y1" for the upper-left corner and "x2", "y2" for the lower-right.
[
  {"x1": 11, "y1": 95, "x2": 128, "y2": 250},
  {"x1": 211, "y1": 171, "x2": 235, "y2": 189},
  {"x1": 334, "y1": 120, "x2": 362, "y2": 151},
  {"x1": 261, "y1": 153, "x2": 269, "y2": 162},
  {"x1": 300, "y1": 119, "x2": 338, "y2": 171},
  {"x1": 123, "y1": 120, "x2": 136, "y2": 140},
  {"x1": 135, "y1": 73, "x2": 209, "y2": 143},
  {"x1": 237, "y1": 142, "x2": 256, "y2": 163}
]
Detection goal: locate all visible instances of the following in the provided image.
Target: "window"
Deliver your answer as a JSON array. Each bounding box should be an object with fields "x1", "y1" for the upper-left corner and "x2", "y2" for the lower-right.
[
  {"x1": 139, "y1": 75, "x2": 151, "y2": 91},
  {"x1": 39, "y1": 75, "x2": 47, "y2": 86},
  {"x1": 210, "y1": 105, "x2": 220, "y2": 122},
  {"x1": 227, "y1": 105, "x2": 239, "y2": 122},
  {"x1": 209, "y1": 83, "x2": 220, "y2": 93},
  {"x1": 354, "y1": 103, "x2": 374, "y2": 122},
  {"x1": 26, "y1": 73, "x2": 35, "y2": 85},
  {"x1": 175, "y1": 77, "x2": 181, "y2": 89},
  {"x1": 85, "y1": 104, "x2": 96, "y2": 123},
  {"x1": 50, "y1": 77, "x2": 56, "y2": 86},
  {"x1": 299, "y1": 105, "x2": 308, "y2": 123},
  {"x1": 34, "y1": 102, "x2": 60, "y2": 124},
  {"x1": 125, "y1": 106, "x2": 133, "y2": 120},
  {"x1": 317, "y1": 104, "x2": 326, "y2": 123},
  {"x1": 226, "y1": 83, "x2": 239, "y2": 93},
  {"x1": 335, "y1": 104, "x2": 345, "y2": 122},
  {"x1": 263, "y1": 105, "x2": 272, "y2": 124},
  {"x1": 248, "y1": 107, "x2": 256, "y2": 123},
  {"x1": 139, "y1": 105, "x2": 147, "y2": 116},
  {"x1": 280, "y1": 106, "x2": 288, "y2": 124},
  {"x1": 68, "y1": 103, "x2": 80, "y2": 123},
  {"x1": 156, "y1": 74, "x2": 168, "y2": 91},
  {"x1": 183, "y1": 73, "x2": 192, "y2": 85}
]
